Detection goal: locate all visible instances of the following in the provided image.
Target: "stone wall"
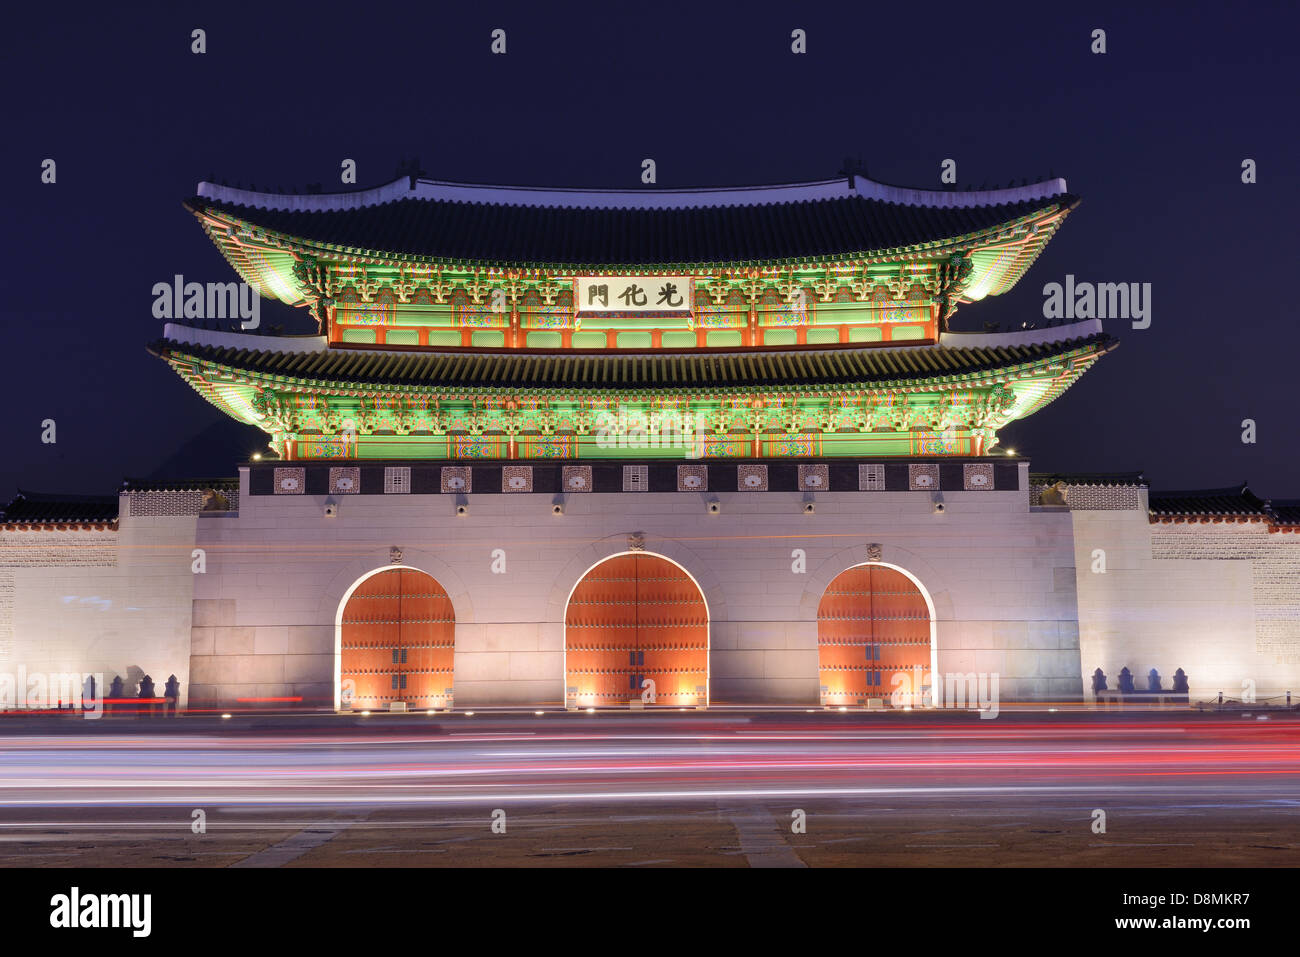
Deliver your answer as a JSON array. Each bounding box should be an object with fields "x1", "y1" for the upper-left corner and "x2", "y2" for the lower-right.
[
  {"x1": 1151, "y1": 522, "x2": 1300, "y2": 689},
  {"x1": 187, "y1": 467, "x2": 1082, "y2": 708},
  {"x1": 1072, "y1": 492, "x2": 1300, "y2": 702},
  {"x1": 0, "y1": 495, "x2": 197, "y2": 707},
  {"x1": 9, "y1": 473, "x2": 1296, "y2": 713}
]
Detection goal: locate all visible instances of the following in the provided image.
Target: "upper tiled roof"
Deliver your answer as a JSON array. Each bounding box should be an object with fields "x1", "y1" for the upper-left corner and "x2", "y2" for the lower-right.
[
  {"x1": 152, "y1": 332, "x2": 1114, "y2": 391},
  {"x1": 196, "y1": 174, "x2": 1074, "y2": 213},
  {"x1": 189, "y1": 174, "x2": 1074, "y2": 267},
  {"x1": 0, "y1": 490, "x2": 119, "y2": 525}
]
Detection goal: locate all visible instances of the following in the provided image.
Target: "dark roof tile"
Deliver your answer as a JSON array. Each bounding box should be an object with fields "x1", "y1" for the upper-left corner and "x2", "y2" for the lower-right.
[
  {"x1": 154, "y1": 334, "x2": 1114, "y2": 392},
  {"x1": 1269, "y1": 500, "x2": 1300, "y2": 525},
  {"x1": 192, "y1": 193, "x2": 1071, "y2": 266},
  {"x1": 120, "y1": 477, "x2": 239, "y2": 493},
  {"x1": 1, "y1": 491, "x2": 119, "y2": 524},
  {"x1": 1031, "y1": 471, "x2": 1147, "y2": 487},
  {"x1": 1148, "y1": 484, "x2": 1269, "y2": 517}
]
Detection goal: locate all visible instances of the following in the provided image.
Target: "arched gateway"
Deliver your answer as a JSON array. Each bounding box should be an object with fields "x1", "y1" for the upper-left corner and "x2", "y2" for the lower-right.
[
  {"x1": 565, "y1": 553, "x2": 708, "y2": 708},
  {"x1": 818, "y1": 563, "x2": 934, "y2": 708},
  {"x1": 339, "y1": 567, "x2": 455, "y2": 710}
]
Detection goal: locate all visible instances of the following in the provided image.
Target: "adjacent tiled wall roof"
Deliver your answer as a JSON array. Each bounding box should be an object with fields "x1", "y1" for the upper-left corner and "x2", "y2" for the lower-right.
[
  {"x1": 2, "y1": 482, "x2": 239, "y2": 525},
  {"x1": 1146, "y1": 484, "x2": 1299, "y2": 532},
  {"x1": 0, "y1": 491, "x2": 119, "y2": 525},
  {"x1": 120, "y1": 477, "x2": 239, "y2": 494},
  {"x1": 1270, "y1": 501, "x2": 1300, "y2": 527},
  {"x1": 1148, "y1": 484, "x2": 1270, "y2": 518},
  {"x1": 1030, "y1": 471, "x2": 1147, "y2": 487}
]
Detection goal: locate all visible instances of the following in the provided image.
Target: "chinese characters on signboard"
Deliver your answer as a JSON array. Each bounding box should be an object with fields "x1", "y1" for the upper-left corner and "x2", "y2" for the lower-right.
[{"x1": 576, "y1": 276, "x2": 693, "y2": 314}]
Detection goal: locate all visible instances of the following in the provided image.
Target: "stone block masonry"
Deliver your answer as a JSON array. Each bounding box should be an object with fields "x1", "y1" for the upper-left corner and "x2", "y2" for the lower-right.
[{"x1": 187, "y1": 464, "x2": 1083, "y2": 708}]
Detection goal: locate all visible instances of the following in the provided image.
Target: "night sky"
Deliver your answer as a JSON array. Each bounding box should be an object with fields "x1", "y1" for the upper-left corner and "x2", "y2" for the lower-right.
[{"x1": 4, "y1": 2, "x2": 1297, "y2": 500}]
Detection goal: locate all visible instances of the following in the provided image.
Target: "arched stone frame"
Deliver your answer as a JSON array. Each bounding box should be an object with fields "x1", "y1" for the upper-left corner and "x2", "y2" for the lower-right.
[
  {"x1": 544, "y1": 533, "x2": 729, "y2": 621},
  {"x1": 325, "y1": 551, "x2": 473, "y2": 711},
  {"x1": 548, "y1": 533, "x2": 724, "y2": 707},
  {"x1": 800, "y1": 543, "x2": 953, "y2": 706}
]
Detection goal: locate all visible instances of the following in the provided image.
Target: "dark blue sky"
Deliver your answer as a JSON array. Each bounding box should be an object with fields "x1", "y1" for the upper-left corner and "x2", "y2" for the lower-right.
[{"x1": 4, "y1": 1, "x2": 1297, "y2": 498}]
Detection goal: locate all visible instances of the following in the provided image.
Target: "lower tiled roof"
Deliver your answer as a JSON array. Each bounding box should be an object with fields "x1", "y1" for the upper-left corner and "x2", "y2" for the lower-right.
[{"x1": 151, "y1": 334, "x2": 1114, "y2": 391}]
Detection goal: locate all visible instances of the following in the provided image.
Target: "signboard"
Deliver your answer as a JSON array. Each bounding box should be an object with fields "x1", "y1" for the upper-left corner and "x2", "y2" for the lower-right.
[{"x1": 575, "y1": 276, "x2": 693, "y2": 316}]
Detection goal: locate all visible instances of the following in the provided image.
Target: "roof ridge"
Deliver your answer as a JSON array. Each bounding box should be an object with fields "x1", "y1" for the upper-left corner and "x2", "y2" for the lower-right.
[
  {"x1": 1149, "y1": 484, "x2": 1261, "y2": 497},
  {"x1": 193, "y1": 174, "x2": 1071, "y2": 214},
  {"x1": 120, "y1": 477, "x2": 239, "y2": 490},
  {"x1": 1030, "y1": 470, "x2": 1147, "y2": 485}
]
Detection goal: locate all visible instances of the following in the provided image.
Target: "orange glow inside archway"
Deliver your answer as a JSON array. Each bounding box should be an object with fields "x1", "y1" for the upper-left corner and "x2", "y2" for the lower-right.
[
  {"x1": 339, "y1": 567, "x2": 455, "y2": 709},
  {"x1": 818, "y1": 564, "x2": 931, "y2": 707},
  {"x1": 565, "y1": 553, "x2": 708, "y2": 707}
]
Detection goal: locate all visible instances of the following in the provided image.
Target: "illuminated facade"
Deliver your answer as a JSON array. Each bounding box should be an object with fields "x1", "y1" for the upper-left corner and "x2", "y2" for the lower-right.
[
  {"x1": 156, "y1": 173, "x2": 1106, "y2": 461},
  {"x1": 2, "y1": 171, "x2": 1297, "y2": 713}
]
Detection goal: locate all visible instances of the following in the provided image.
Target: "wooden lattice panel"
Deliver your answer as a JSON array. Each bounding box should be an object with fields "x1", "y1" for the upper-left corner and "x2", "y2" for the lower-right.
[
  {"x1": 566, "y1": 554, "x2": 708, "y2": 707},
  {"x1": 340, "y1": 568, "x2": 455, "y2": 709},
  {"x1": 818, "y1": 565, "x2": 930, "y2": 706}
]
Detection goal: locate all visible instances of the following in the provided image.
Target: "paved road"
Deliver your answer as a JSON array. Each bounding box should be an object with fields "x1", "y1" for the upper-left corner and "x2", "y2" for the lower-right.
[{"x1": 0, "y1": 711, "x2": 1296, "y2": 866}]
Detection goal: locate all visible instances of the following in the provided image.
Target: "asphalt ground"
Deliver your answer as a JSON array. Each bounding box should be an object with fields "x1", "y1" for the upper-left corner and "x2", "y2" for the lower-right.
[{"x1": 0, "y1": 709, "x2": 1295, "y2": 867}]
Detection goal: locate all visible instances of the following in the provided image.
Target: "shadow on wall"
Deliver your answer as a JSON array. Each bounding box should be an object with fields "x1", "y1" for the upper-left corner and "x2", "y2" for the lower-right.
[{"x1": 124, "y1": 665, "x2": 145, "y2": 696}]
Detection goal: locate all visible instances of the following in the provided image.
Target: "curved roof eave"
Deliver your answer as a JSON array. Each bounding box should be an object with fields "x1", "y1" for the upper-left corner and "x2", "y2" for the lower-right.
[
  {"x1": 151, "y1": 328, "x2": 1114, "y2": 395},
  {"x1": 190, "y1": 198, "x2": 1072, "y2": 276}
]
